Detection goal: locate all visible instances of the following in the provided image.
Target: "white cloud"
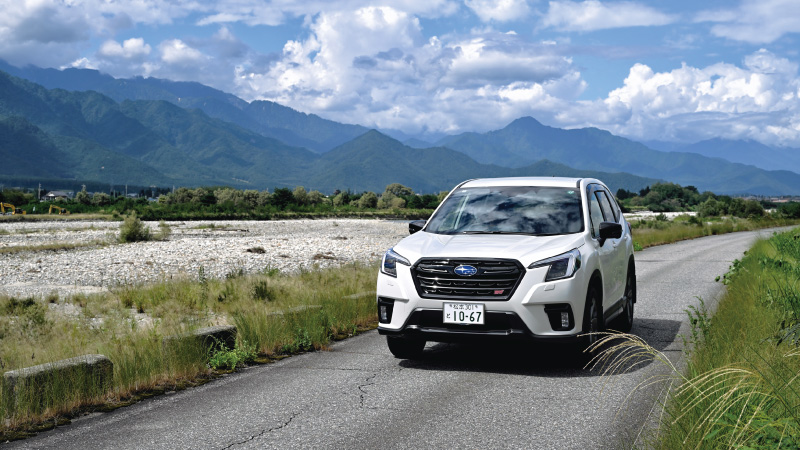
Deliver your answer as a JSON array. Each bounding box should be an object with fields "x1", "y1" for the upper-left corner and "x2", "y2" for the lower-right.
[
  {"x1": 563, "y1": 50, "x2": 800, "y2": 146},
  {"x1": 98, "y1": 38, "x2": 152, "y2": 60},
  {"x1": 465, "y1": 0, "x2": 531, "y2": 22},
  {"x1": 233, "y1": 8, "x2": 583, "y2": 134},
  {"x1": 695, "y1": 0, "x2": 800, "y2": 44},
  {"x1": 159, "y1": 39, "x2": 206, "y2": 65},
  {"x1": 541, "y1": 1, "x2": 676, "y2": 32}
]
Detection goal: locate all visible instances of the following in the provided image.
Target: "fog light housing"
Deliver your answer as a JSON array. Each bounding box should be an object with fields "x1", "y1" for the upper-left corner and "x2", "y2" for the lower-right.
[
  {"x1": 544, "y1": 304, "x2": 574, "y2": 331},
  {"x1": 378, "y1": 297, "x2": 395, "y2": 324}
]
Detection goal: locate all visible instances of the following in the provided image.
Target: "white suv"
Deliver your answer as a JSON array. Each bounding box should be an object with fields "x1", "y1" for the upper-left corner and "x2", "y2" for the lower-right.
[{"x1": 376, "y1": 177, "x2": 636, "y2": 359}]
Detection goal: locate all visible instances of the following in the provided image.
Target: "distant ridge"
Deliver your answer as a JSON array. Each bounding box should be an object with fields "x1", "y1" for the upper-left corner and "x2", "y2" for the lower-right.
[{"x1": 436, "y1": 117, "x2": 800, "y2": 195}]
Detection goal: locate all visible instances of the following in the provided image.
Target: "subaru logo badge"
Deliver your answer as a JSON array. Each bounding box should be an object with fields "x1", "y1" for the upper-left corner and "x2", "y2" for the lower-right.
[{"x1": 454, "y1": 265, "x2": 478, "y2": 276}]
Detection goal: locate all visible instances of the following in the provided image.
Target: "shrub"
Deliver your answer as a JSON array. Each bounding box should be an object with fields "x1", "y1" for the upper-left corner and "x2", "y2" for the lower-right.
[
  {"x1": 118, "y1": 214, "x2": 152, "y2": 243},
  {"x1": 357, "y1": 192, "x2": 378, "y2": 209},
  {"x1": 154, "y1": 220, "x2": 172, "y2": 241}
]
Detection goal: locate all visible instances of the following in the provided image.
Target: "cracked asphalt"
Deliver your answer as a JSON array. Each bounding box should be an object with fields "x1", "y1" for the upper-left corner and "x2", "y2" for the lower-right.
[{"x1": 5, "y1": 228, "x2": 788, "y2": 450}]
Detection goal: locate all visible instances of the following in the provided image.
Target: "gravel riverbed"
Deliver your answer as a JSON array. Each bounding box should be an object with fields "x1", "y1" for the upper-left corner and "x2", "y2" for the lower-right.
[{"x1": 0, "y1": 219, "x2": 409, "y2": 299}]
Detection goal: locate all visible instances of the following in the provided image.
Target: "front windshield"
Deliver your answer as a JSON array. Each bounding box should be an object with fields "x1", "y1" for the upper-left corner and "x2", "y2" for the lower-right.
[{"x1": 425, "y1": 186, "x2": 583, "y2": 236}]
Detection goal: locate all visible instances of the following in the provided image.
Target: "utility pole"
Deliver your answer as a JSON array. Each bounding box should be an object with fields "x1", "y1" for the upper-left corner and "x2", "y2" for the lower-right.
[{"x1": 38, "y1": 183, "x2": 41, "y2": 201}]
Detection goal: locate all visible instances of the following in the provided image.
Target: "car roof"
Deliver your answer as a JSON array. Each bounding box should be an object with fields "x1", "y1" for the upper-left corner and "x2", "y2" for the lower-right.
[{"x1": 458, "y1": 177, "x2": 593, "y2": 189}]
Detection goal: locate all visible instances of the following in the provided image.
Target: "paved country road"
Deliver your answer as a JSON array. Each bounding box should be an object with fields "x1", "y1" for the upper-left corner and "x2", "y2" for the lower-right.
[{"x1": 5, "y1": 228, "x2": 788, "y2": 450}]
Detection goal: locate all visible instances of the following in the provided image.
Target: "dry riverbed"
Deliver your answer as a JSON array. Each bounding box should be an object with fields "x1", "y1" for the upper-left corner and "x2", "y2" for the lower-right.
[{"x1": 0, "y1": 219, "x2": 409, "y2": 299}]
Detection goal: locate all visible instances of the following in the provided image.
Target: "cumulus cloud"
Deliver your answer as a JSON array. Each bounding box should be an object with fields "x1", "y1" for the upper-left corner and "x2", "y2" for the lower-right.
[
  {"x1": 465, "y1": 0, "x2": 531, "y2": 22},
  {"x1": 233, "y1": 7, "x2": 583, "y2": 134},
  {"x1": 563, "y1": 49, "x2": 800, "y2": 145},
  {"x1": 0, "y1": 0, "x2": 195, "y2": 67},
  {"x1": 159, "y1": 39, "x2": 206, "y2": 65},
  {"x1": 695, "y1": 0, "x2": 800, "y2": 44},
  {"x1": 98, "y1": 38, "x2": 152, "y2": 60},
  {"x1": 541, "y1": 0, "x2": 676, "y2": 32}
]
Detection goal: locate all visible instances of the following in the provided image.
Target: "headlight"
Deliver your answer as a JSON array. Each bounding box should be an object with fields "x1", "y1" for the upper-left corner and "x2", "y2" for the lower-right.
[
  {"x1": 529, "y1": 249, "x2": 581, "y2": 281},
  {"x1": 381, "y1": 248, "x2": 410, "y2": 277}
]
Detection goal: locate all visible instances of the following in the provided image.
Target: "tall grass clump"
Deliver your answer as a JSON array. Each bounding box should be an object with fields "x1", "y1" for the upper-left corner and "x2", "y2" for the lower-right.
[
  {"x1": 596, "y1": 227, "x2": 800, "y2": 448},
  {"x1": 118, "y1": 213, "x2": 151, "y2": 243}
]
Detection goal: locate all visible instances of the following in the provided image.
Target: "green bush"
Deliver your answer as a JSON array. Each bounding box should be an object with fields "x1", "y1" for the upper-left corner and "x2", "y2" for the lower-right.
[
  {"x1": 118, "y1": 214, "x2": 151, "y2": 243},
  {"x1": 208, "y1": 341, "x2": 257, "y2": 371}
]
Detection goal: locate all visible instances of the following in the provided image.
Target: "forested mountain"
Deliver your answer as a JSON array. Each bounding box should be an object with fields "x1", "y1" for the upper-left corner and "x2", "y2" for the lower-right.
[
  {"x1": 436, "y1": 117, "x2": 800, "y2": 195},
  {"x1": 0, "y1": 61, "x2": 368, "y2": 153},
  {"x1": 643, "y1": 138, "x2": 800, "y2": 174},
  {"x1": 306, "y1": 131, "x2": 659, "y2": 193}
]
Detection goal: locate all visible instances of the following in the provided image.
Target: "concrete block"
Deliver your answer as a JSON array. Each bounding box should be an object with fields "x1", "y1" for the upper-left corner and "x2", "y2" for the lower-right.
[
  {"x1": 2, "y1": 354, "x2": 113, "y2": 414},
  {"x1": 164, "y1": 325, "x2": 237, "y2": 352}
]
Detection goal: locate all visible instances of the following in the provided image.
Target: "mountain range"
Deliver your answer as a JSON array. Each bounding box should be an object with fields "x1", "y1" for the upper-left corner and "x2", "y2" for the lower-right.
[{"x1": 1, "y1": 61, "x2": 799, "y2": 195}]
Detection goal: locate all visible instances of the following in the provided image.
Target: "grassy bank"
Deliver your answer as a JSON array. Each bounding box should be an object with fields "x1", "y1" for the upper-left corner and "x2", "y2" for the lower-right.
[
  {"x1": 597, "y1": 227, "x2": 800, "y2": 448},
  {"x1": 630, "y1": 215, "x2": 800, "y2": 250},
  {"x1": 0, "y1": 263, "x2": 378, "y2": 438}
]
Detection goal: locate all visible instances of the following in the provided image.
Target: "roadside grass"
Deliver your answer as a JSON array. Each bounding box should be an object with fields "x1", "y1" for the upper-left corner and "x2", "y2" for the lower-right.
[
  {"x1": 0, "y1": 262, "x2": 378, "y2": 436},
  {"x1": 630, "y1": 215, "x2": 800, "y2": 250},
  {"x1": 596, "y1": 228, "x2": 800, "y2": 448}
]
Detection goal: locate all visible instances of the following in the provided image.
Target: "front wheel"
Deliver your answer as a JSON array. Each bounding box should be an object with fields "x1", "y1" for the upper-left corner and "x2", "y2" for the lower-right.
[
  {"x1": 613, "y1": 264, "x2": 636, "y2": 333},
  {"x1": 386, "y1": 336, "x2": 425, "y2": 359},
  {"x1": 580, "y1": 286, "x2": 602, "y2": 354}
]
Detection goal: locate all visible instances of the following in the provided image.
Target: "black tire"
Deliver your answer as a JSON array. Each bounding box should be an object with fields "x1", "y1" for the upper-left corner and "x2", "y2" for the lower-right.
[
  {"x1": 579, "y1": 285, "x2": 602, "y2": 355},
  {"x1": 386, "y1": 336, "x2": 426, "y2": 359},
  {"x1": 614, "y1": 264, "x2": 636, "y2": 333}
]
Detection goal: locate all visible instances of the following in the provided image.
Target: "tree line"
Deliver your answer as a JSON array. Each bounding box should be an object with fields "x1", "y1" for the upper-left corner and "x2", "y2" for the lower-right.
[
  {"x1": 5, "y1": 181, "x2": 800, "y2": 220},
  {"x1": 614, "y1": 182, "x2": 789, "y2": 218},
  {"x1": 1, "y1": 184, "x2": 447, "y2": 220}
]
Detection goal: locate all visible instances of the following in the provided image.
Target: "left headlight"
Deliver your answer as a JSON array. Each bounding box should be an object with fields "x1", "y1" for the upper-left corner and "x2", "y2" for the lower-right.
[
  {"x1": 529, "y1": 248, "x2": 582, "y2": 282},
  {"x1": 381, "y1": 248, "x2": 411, "y2": 277}
]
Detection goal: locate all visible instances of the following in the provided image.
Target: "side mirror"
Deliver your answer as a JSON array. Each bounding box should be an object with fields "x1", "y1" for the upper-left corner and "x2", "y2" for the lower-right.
[
  {"x1": 598, "y1": 222, "x2": 622, "y2": 246},
  {"x1": 409, "y1": 220, "x2": 426, "y2": 234}
]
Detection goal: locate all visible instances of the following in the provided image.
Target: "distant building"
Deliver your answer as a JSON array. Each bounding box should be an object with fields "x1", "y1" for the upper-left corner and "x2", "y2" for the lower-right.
[{"x1": 43, "y1": 190, "x2": 71, "y2": 201}]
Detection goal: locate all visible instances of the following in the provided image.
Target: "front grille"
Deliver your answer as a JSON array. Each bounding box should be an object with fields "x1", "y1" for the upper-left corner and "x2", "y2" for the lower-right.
[{"x1": 411, "y1": 258, "x2": 525, "y2": 301}]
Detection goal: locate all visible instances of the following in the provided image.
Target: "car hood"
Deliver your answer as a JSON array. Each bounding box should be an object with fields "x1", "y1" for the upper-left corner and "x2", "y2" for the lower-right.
[{"x1": 393, "y1": 231, "x2": 586, "y2": 267}]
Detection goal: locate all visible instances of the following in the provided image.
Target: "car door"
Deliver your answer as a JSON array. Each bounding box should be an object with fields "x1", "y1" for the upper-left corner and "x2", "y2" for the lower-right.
[
  {"x1": 587, "y1": 184, "x2": 619, "y2": 310},
  {"x1": 594, "y1": 187, "x2": 627, "y2": 302}
]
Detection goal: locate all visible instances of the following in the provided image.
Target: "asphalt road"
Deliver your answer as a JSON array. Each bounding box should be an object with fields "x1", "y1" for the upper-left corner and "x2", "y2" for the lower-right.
[{"x1": 5, "y1": 228, "x2": 786, "y2": 450}]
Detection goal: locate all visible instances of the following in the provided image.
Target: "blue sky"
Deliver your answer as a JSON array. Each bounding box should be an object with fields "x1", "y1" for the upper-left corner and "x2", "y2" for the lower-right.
[{"x1": 2, "y1": 0, "x2": 800, "y2": 147}]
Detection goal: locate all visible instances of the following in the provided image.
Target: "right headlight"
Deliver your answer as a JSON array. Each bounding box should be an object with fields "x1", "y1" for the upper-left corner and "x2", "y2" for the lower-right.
[
  {"x1": 381, "y1": 248, "x2": 410, "y2": 277},
  {"x1": 528, "y1": 248, "x2": 582, "y2": 281}
]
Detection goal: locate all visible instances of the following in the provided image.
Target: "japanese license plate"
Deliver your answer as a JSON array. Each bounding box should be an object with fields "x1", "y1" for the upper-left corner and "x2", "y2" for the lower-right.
[{"x1": 443, "y1": 302, "x2": 485, "y2": 325}]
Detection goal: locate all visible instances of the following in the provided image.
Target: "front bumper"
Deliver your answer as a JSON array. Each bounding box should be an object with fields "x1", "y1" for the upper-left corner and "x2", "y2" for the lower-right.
[{"x1": 377, "y1": 309, "x2": 584, "y2": 344}]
